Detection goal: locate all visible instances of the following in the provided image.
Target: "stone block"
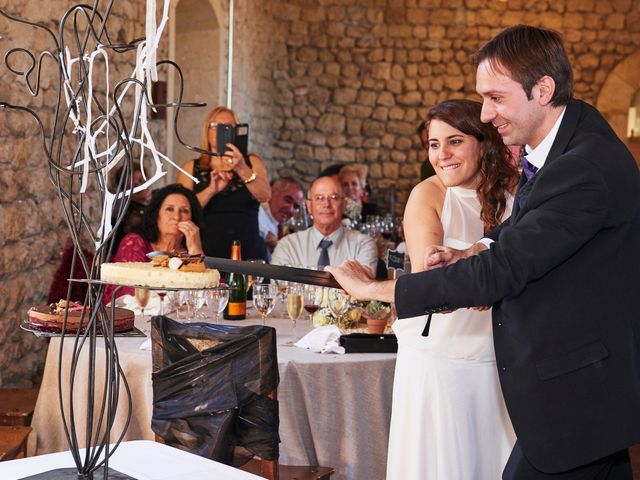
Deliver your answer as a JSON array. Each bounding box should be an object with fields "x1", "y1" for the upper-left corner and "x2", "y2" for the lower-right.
[
  {"x1": 333, "y1": 88, "x2": 358, "y2": 105},
  {"x1": 362, "y1": 120, "x2": 386, "y2": 137},
  {"x1": 382, "y1": 162, "x2": 399, "y2": 178},
  {"x1": 391, "y1": 64, "x2": 405, "y2": 81},
  {"x1": 605, "y1": 13, "x2": 625, "y2": 29},
  {"x1": 317, "y1": 113, "x2": 346, "y2": 133},
  {"x1": 377, "y1": 91, "x2": 396, "y2": 106},
  {"x1": 347, "y1": 119, "x2": 363, "y2": 135},
  {"x1": 381, "y1": 134, "x2": 396, "y2": 149},
  {"x1": 397, "y1": 91, "x2": 422, "y2": 106},
  {"x1": 327, "y1": 134, "x2": 347, "y2": 148},
  {"x1": 567, "y1": 0, "x2": 595, "y2": 12},
  {"x1": 346, "y1": 105, "x2": 373, "y2": 118},
  {"x1": 305, "y1": 131, "x2": 327, "y2": 147},
  {"x1": 332, "y1": 148, "x2": 356, "y2": 162},
  {"x1": 388, "y1": 120, "x2": 416, "y2": 136},
  {"x1": 373, "y1": 106, "x2": 389, "y2": 121}
]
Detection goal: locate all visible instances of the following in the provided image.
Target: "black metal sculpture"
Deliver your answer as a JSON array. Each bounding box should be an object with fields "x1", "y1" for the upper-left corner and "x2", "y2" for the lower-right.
[{"x1": 0, "y1": 1, "x2": 214, "y2": 477}]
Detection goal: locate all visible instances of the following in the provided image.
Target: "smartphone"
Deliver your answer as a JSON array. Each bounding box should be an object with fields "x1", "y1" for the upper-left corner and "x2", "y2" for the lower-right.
[{"x1": 215, "y1": 123, "x2": 249, "y2": 157}]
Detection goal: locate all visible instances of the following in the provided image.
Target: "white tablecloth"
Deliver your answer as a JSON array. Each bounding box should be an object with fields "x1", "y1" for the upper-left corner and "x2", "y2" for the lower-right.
[
  {"x1": 29, "y1": 306, "x2": 396, "y2": 480},
  {"x1": 2, "y1": 440, "x2": 261, "y2": 480}
]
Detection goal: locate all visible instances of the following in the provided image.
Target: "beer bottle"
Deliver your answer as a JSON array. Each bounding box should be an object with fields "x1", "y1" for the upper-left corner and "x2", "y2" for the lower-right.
[{"x1": 223, "y1": 240, "x2": 247, "y2": 320}]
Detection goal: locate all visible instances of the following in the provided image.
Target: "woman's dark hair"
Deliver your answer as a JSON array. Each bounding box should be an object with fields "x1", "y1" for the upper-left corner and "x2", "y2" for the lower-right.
[
  {"x1": 472, "y1": 24, "x2": 573, "y2": 107},
  {"x1": 137, "y1": 184, "x2": 203, "y2": 243},
  {"x1": 417, "y1": 99, "x2": 519, "y2": 233}
]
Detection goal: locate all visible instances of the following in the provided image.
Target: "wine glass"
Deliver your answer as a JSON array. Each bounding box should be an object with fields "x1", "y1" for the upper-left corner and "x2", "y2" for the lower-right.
[
  {"x1": 207, "y1": 284, "x2": 230, "y2": 323},
  {"x1": 247, "y1": 259, "x2": 266, "y2": 285},
  {"x1": 135, "y1": 288, "x2": 150, "y2": 331},
  {"x1": 328, "y1": 288, "x2": 351, "y2": 320},
  {"x1": 303, "y1": 285, "x2": 324, "y2": 323},
  {"x1": 190, "y1": 290, "x2": 207, "y2": 321},
  {"x1": 286, "y1": 284, "x2": 304, "y2": 343},
  {"x1": 156, "y1": 290, "x2": 167, "y2": 316},
  {"x1": 253, "y1": 283, "x2": 277, "y2": 326}
]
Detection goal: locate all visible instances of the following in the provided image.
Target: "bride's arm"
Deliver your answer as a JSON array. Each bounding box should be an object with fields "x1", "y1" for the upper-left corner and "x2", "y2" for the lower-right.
[{"x1": 403, "y1": 177, "x2": 446, "y2": 273}]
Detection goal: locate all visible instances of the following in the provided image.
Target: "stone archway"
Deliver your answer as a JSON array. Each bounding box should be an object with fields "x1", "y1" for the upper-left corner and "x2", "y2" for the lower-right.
[
  {"x1": 596, "y1": 51, "x2": 640, "y2": 166},
  {"x1": 167, "y1": 0, "x2": 227, "y2": 172}
]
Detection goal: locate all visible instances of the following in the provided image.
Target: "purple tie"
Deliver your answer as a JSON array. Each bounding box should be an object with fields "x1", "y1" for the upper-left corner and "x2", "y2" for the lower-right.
[{"x1": 521, "y1": 153, "x2": 538, "y2": 181}]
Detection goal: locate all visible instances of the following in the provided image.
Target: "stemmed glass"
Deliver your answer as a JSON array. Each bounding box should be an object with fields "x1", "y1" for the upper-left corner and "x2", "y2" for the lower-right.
[
  {"x1": 156, "y1": 290, "x2": 167, "y2": 316},
  {"x1": 189, "y1": 290, "x2": 207, "y2": 321},
  {"x1": 207, "y1": 285, "x2": 230, "y2": 323},
  {"x1": 253, "y1": 283, "x2": 278, "y2": 326},
  {"x1": 135, "y1": 288, "x2": 150, "y2": 332},
  {"x1": 303, "y1": 285, "x2": 324, "y2": 323},
  {"x1": 328, "y1": 288, "x2": 351, "y2": 323},
  {"x1": 246, "y1": 259, "x2": 266, "y2": 296},
  {"x1": 286, "y1": 284, "x2": 304, "y2": 343}
]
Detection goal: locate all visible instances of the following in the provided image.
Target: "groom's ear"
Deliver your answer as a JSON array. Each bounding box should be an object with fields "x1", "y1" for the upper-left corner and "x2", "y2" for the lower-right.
[{"x1": 534, "y1": 75, "x2": 556, "y2": 107}]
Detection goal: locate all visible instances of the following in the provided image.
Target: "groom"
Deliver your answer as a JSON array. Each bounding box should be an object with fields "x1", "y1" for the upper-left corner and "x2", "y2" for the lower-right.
[{"x1": 328, "y1": 25, "x2": 640, "y2": 479}]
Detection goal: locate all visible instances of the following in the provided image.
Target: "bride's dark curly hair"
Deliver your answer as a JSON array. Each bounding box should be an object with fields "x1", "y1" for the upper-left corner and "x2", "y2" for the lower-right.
[{"x1": 417, "y1": 99, "x2": 519, "y2": 234}]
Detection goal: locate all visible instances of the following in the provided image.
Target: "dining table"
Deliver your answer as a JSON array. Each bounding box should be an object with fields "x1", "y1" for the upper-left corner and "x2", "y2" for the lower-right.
[
  {"x1": 1, "y1": 440, "x2": 262, "y2": 479},
  {"x1": 28, "y1": 298, "x2": 397, "y2": 480}
]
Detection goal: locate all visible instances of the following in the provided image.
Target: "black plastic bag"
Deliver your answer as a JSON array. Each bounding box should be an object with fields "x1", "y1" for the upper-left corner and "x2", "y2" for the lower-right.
[{"x1": 150, "y1": 316, "x2": 280, "y2": 466}]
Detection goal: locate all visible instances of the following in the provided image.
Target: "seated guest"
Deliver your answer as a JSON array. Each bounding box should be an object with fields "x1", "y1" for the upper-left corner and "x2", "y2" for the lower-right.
[
  {"x1": 110, "y1": 161, "x2": 152, "y2": 255},
  {"x1": 258, "y1": 176, "x2": 305, "y2": 259},
  {"x1": 48, "y1": 245, "x2": 95, "y2": 304},
  {"x1": 103, "y1": 184, "x2": 204, "y2": 304},
  {"x1": 271, "y1": 176, "x2": 377, "y2": 272},
  {"x1": 338, "y1": 165, "x2": 378, "y2": 224}
]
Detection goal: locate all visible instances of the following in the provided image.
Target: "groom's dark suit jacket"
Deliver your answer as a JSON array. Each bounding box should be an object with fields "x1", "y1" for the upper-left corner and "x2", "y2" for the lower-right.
[{"x1": 395, "y1": 99, "x2": 640, "y2": 473}]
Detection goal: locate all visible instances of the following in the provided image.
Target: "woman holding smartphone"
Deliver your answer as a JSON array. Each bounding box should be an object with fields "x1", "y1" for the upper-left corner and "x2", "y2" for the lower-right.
[{"x1": 177, "y1": 106, "x2": 271, "y2": 260}]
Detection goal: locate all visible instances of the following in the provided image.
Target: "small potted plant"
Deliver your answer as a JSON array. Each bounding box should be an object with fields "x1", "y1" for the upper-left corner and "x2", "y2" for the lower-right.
[{"x1": 361, "y1": 300, "x2": 393, "y2": 334}]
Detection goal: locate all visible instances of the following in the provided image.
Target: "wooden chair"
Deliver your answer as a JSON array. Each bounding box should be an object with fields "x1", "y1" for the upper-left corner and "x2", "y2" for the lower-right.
[
  {"x1": 0, "y1": 425, "x2": 32, "y2": 461},
  {"x1": 150, "y1": 318, "x2": 334, "y2": 480},
  {"x1": 0, "y1": 388, "x2": 39, "y2": 427}
]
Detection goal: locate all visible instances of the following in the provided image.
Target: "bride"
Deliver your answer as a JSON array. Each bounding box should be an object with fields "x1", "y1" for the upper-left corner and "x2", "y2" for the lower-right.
[{"x1": 387, "y1": 99, "x2": 519, "y2": 479}]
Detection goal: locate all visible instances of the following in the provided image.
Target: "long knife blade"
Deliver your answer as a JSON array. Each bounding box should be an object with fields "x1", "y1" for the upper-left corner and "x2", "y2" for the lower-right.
[{"x1": 204, "y1": 257, "x2": 341, "y2": 289}]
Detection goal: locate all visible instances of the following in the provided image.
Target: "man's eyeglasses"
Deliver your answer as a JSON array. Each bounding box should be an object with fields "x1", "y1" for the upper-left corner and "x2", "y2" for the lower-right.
[{"x1": 310, "y1": 194, "x2": 343, "y2": 203}]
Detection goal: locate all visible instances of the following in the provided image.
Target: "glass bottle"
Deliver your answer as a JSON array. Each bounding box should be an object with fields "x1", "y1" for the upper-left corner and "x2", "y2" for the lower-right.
[{"x1": 223, "y1": 240, "x2": 247, "y2": 320}]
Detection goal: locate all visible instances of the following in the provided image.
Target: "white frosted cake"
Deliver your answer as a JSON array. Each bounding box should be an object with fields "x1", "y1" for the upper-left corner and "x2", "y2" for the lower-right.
[{"x1": 100, "y1": 259, "x2": 220, "y2": 289}]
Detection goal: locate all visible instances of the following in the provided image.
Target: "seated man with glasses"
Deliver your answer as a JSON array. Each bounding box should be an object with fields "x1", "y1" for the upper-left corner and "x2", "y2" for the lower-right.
[
  {"x1": 271, "y1": 175, "x2": 377, "y2": 272},
  {"x1": 258, "y1": 176, "x2": 305, "y2": 260}
]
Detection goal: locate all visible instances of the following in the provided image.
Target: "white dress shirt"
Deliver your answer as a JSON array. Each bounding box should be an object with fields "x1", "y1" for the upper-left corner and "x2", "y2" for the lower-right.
[
  {"x1": 479, "y1": 107, "x2": 567, "y2": 248},
  {"x1": 258, "y1": 203, "x2": 278, "y2": 239},
  {"x1": 271, "y1": 225, "x2": 378, "y2": 273}
]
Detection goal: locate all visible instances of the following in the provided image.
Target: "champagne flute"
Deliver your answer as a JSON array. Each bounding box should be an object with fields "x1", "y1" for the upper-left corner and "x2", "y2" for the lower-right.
[
  {"x1": 135, "y1": 288, "x2": 150, "y2": 331},
  {"x1": 253, "y1": 283, "x2": 277, "y2": 326},
  {"x1": 303, "y1": 285, "x2": 324, "y2": 323},
  {"x1": 208, "y1": 284, "x2": 229, "y2": 323},
  {"x1": 286, "y1": 284, "x2": 304, "y2": 343},
  {"x1": 157, "y1": 290, "x2": 167, "y2": 316}
]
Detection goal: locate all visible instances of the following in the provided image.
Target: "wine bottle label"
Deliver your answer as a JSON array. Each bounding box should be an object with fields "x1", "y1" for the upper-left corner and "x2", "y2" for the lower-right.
[{"x1": 227, "y1": 302, "x2": 246, "y2": 316}]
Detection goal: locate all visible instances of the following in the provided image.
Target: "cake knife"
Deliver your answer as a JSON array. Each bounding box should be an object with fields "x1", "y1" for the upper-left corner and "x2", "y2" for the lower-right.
[{"x1": 203, "y1": 257, "x2": 341, "y2": 289}]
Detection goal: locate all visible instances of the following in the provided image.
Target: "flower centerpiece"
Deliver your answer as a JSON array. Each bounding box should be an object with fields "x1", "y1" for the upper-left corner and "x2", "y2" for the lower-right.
[
  {"x1": 313, "y1": 303, "x2": 362, "y2": 330},
  {"x1": 344, "y1": 198, "x2": 363, "y2": 226}
]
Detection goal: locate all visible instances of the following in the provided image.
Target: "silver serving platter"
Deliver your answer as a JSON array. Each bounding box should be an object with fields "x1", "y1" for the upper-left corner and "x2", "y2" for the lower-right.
[{"x1": 20, "y1": 319, "x2": 146, "y2": 338}]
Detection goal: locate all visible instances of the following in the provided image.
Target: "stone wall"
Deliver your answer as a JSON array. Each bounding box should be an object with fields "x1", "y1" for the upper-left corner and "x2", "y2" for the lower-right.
[
  {"x1": 0, "y1": 0, "x2": 150, "y2": 387},
  {"x1": 245, "y1": 0, "x2": 640, "y2": 210}
]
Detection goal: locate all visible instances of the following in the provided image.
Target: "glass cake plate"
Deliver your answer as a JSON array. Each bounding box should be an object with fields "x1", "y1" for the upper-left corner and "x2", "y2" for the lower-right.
[{"x1": 20, "y1": 319, "x2": 146, "y2": 338}]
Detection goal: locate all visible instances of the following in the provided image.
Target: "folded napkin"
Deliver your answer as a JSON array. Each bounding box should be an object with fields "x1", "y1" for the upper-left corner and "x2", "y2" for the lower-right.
[
  {"x1": 139, "y1": 337, "x2": 152, "y2": 351},
  {"x1": 119, "y1": 294, "x2": 162, "y2": 316},
  {"x1": 294, "y1": 325, "x2": 345, "y2": 354}
]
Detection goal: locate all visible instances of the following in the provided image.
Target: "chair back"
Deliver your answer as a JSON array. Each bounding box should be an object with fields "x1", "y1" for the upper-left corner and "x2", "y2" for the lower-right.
[{"x1": 151, "y1": 317, "x2": 280, "y2": 468}]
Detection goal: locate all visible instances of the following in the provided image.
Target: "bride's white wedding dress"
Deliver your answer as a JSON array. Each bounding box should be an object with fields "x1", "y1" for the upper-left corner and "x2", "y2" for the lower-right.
[{"x1": 386, "y1": 187, "x2": 516, "y2": 480}]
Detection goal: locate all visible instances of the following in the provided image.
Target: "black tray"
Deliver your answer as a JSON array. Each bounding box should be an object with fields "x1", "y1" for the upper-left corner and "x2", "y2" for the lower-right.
[{"x1": 339, "y1": 333, "x2": 398, "y2": 354}]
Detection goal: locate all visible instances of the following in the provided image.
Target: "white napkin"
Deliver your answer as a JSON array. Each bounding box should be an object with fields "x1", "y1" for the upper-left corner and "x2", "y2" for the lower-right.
[
  {"x1": 294, "y1": 325, "x2": 345, "y2": 354},
  {"x1": 139, "y1": 337, "x2": 152, "y2": 351},
  {"x1": 120, "y1": 294, "x2": 162, "y2": 316}
]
